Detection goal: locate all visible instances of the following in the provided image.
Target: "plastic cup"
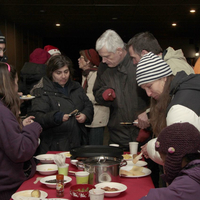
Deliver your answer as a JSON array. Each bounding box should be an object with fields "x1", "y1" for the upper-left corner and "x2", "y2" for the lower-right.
[
  {"x1": 75, "y1": 171, "x2": 89, "y2": 184},
  {"x1": 89, "y1": 189, "x2": 105, "y2": 200},
  {"x1": 129, "y1": 142, "x2": 138, "y2": 155},
  {"x1": 58, "y1": 164, "x2": 69, "y2": 176}
]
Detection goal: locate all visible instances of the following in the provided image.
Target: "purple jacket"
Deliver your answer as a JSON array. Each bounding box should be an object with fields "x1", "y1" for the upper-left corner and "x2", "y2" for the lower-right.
[
  {"x1": 0, "y1": 101, "x2": 42, "y2": 200},
  {"x1": 140, "y1": 159, "x2": 200, "y2": 200}
]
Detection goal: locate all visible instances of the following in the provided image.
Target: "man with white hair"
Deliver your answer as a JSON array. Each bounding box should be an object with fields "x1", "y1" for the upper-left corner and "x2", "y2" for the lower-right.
[{"x1": 93, "y1": 29, "x2": 150, "y2": 150}]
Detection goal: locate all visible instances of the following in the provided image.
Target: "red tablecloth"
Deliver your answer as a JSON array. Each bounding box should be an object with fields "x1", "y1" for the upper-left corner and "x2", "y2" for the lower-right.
[{"x1": 13, "y1": 151, "x2": 154, "y2": 200}]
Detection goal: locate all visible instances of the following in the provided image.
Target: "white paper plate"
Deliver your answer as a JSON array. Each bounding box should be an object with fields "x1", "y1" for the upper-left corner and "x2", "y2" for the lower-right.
[
  {"x1": 35, "y1": 154, "x2": 55, "y2": 164},
  {"x1": 95, "y1": 182, "x2": 127, "y2": 197},
  {"x1": 20, "y1": 96, "x2": 35, "y2": 100},
  {"x1": 126, "y1": 160, "x2": 147, "y2": 167},
  {"x1": 36, "y1": 164, "x2": 58, "y2": 175},
  {"x1": 60, "y1": 151, "x2": 71, "y2": 158},
  {"x1": 120, "y1": 166, "x2": 151, "y2": 178},
  {"x1": 11, "y1": 190, "x2": 47, "y2": 200},
  {"x1": 40, "y1": 175, "x2": 72, "y2": 188}
]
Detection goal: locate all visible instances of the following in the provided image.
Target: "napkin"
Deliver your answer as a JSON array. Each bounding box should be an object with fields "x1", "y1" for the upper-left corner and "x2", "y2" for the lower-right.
[{"x1": 54, "y1": 153, "x2": 66, "y2": 167}]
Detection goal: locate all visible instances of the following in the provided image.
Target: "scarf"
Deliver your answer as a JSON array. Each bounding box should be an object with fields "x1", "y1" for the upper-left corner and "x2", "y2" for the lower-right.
[{"x1": 82, "y1": 67, "x2": 98, "y2": 92}]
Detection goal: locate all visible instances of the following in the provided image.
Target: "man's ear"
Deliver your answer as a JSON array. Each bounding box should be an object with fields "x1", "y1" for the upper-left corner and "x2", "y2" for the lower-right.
[
  {"x1": 141, "y1": 50, "x2": 149, "y2": 57},
  {"x1": 116, "y1": 47, "x2": 123, "y2": 55}
]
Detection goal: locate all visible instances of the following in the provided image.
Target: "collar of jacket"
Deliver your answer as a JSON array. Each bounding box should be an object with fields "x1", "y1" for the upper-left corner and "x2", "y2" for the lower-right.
[
  {"x1": 117, "y1": 52, "x2": 133, "y2": 74},
  {"x1": 170, "y1": 71, "x2": 200, "y2": 96}
]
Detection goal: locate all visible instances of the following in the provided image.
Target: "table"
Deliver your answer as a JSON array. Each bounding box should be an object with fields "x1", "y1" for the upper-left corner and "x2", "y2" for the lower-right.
[{"x1": 13, "y1": 151, "x2": 154, "y2": 200}]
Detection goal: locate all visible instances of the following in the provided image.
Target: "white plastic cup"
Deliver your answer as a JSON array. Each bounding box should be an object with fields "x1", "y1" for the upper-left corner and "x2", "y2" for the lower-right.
[
  {"x1": 58, "y1": 163, "x2": 69, "y2": 176},
  {"x1": 75, "y1": 171, "x2": 89, "y2": 184},
  {"x1": 89, "y1": 189, "x2": 105, "y2": 200},
  {"x1": 129, "y1": 142, "x2": 138, "y2": 155}
]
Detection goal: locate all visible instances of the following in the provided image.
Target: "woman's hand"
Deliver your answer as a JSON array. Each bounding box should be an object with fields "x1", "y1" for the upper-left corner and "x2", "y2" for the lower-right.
[
  {"x1": 141, "y1": 143, "x2": 149, "y2": 159},
  {"x1": 134, "y1": 111, "x2": 150, "y2": 129},
  {"x1": 63, "y1": 114, "x2": 70, "y2": 122},
  {"x1": 23, "y1": 116, "x2": 35, "y2": 126},
  {"x1": 75, "y1": 113, "x2": 86, "y2": 123}
]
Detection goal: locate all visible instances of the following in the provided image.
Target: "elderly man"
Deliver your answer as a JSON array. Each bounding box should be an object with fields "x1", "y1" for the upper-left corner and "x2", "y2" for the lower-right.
[
  {"x1": 127, "y1": 31, "x2": 194, "y2": 75},
  {"x1": 0, "y1": 30, "x2": 7, "y2": 62},
  {"x1": 93, "y1": 29, "x2": 149, "y2": 150}
]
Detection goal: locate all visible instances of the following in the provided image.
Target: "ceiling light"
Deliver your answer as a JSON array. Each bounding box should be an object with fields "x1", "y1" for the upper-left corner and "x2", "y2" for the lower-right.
[
  {"x1": 195, "y1": 52, "x2": 199, "y2": 57},
  {"x1": 56, "y1": 24, "x2": 61, "y2": 27},
  {"x1": 112, "y1": 17, "x2": 118, "y2": 20},
  {"x1": 190, "y1": 9, "x2": 196, "y2": 13},
  {"x1": 172, "y1": 23, "x2": 177, "y2": 27}
]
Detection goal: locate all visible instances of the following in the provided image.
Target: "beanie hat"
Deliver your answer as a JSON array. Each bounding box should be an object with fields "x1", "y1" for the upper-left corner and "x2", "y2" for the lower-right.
[
  {"x1": 29, "y1": 48, "x2": 51, "y2": 64},
  {"x1": 155, "y1": 122, "x2": 200, "y2": 184},
  {"x1": 44, "y1": 45, "x2": 61, "y2": 55},
  {"x1": 84, "y1": 49, "x2": 100, "y2": 66},
  {"x1": 0, "y1": 30, "x2": 6, "y2": 44},
  {"x1": 136, "y1": 52, "x2": 172, "y2": 86}
]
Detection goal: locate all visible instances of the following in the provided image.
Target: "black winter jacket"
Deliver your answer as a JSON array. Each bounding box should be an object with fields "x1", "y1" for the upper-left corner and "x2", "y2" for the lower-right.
[
  {"x1": 93, "y1": 53, "x2": 149, "y2": 150},
  {"x1": 30, "y1": 76, "x2": 94, "y2": 154}
]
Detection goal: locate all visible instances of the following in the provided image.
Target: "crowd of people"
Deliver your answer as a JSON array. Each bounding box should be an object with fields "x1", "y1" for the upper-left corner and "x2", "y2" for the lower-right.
[{"x1": 0, "y1": 28, "x2": 200, "y2": 200}]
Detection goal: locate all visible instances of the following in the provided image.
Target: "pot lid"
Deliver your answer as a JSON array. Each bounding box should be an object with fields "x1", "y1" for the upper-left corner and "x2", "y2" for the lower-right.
[{"x1": 70, "y1": 145, "x2": 123, "y2": 159}]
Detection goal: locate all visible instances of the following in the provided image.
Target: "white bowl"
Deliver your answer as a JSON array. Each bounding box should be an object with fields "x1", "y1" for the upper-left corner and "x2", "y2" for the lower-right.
[
  {"x1": 95, "y1": 182, "x2": 127, "y2": 197},
  {"x1": 126, "y1": 160, "x2": 147, "y2": 167},
  {"x1": 59, "y1": 151, "x2": 71, "y2": 158},
  {"x1": 36, "y1": 164, "x2": 58, "y2": 175},
  {"x1": 40, "y1": 175, "x2": 72, "y2": 188},
  {"x1": 35, "y1": 154, "x2": 55, "y2": 164},
  {"x1": 70, "y1": 159, "x2": 78, "y2": 166}
]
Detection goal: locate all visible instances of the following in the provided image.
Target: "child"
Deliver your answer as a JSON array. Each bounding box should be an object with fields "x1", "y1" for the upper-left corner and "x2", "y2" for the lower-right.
[{"x1": 140, "y1": 122, "x2": 200, "y2": 200}]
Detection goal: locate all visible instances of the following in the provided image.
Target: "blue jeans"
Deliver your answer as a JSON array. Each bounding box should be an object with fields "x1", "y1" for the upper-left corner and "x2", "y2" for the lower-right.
[{"x1": 87, "y1": 127, "x2": 105, "y2": 145}]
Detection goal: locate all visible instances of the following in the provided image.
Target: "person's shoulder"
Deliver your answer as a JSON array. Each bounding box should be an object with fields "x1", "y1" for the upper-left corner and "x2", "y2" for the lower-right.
[{"x1": 0, "y1": 102, "x2": 13, "y2": 117}]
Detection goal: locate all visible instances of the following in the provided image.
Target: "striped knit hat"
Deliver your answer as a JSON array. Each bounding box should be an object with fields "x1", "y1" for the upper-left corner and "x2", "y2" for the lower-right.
[
  {"x1": 136, "y1": 52, "x2": 172, "y2": 86},
  {"x1": 155, "y1": 122, "x2": 200, "y2": 184}
]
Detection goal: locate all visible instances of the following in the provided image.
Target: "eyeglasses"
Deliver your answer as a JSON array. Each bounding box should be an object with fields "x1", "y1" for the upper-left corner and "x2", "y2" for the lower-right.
[{"x1": 0, "y1": 48, "x2": 6, "y2": 53}]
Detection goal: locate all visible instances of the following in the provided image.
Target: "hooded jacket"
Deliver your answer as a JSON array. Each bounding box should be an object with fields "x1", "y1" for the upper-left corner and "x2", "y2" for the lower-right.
[
  {"x1": 30, "y1": 76, "x2": 94, "y2": 154},
  {"x1": 93, "y1": 52, "x2": 149, "y2": 149},
  {"x1": 139, "y1": 159, "x2": 200, "y2": 200},
  {"x1": 162, "y1": 47, "x2": 194, "y2": 75},
  {"x1": 147, "y1": 71, "x2": 200, "y2": 165},
  {"x1": 0, "y1": 101, "x2": 42, "y2": 200}
]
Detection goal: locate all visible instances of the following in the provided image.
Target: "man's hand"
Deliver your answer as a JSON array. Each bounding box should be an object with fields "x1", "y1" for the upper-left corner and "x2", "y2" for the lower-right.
[{"x1": 102, "y1": 89, "x2": 116, "y2": 101}]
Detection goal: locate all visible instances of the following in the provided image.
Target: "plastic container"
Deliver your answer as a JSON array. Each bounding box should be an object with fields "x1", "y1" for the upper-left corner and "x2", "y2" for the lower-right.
[{"x1": 56, "y1": 174, "x2": 64, "y2": 197}]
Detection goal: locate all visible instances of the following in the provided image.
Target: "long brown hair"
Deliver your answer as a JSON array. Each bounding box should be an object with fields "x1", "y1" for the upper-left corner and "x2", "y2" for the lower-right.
[
  {"x1": 0, "y1": 62, "x2": 21, "y2": 125},
  {"x1": 150, "y1": 75, "x2": 174, "y2": 137}
]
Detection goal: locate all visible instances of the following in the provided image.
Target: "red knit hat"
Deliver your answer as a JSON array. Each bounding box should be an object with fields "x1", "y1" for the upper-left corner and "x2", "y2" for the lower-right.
[
  {"x1": 155, "y1": 122, "x2": 200, "y2": 184},
  {"x1": 84, "y1": 49, "x2": 100, "y2": 66},
  {"x1": 29, "y1": 48, "x2": 51, "y2": 64},
  {"x1": 44, "y1": 45, "x2": 61, "y2": 55}
]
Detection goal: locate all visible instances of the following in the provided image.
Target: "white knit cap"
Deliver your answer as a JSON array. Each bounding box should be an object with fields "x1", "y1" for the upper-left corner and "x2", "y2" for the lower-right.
[{"x1": 136, "y1": 52, "x2": 172, "y2": 86}]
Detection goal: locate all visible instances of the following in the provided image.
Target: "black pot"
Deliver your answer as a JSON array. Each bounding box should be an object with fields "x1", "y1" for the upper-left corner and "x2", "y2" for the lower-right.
[{"x1": 70, "y1": 145, "x2": 124, "y2": 160}]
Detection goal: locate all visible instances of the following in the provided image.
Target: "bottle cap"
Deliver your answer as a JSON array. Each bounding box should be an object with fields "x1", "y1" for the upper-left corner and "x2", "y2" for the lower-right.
[{"x1": 56, "y1": 174, "x2": 64, "y2": 180}]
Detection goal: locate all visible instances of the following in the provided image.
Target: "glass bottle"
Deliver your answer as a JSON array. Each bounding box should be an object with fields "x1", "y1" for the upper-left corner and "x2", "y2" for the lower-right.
[{"x1": 56, "y1": 174, "x2": 64, "y2": 197}]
